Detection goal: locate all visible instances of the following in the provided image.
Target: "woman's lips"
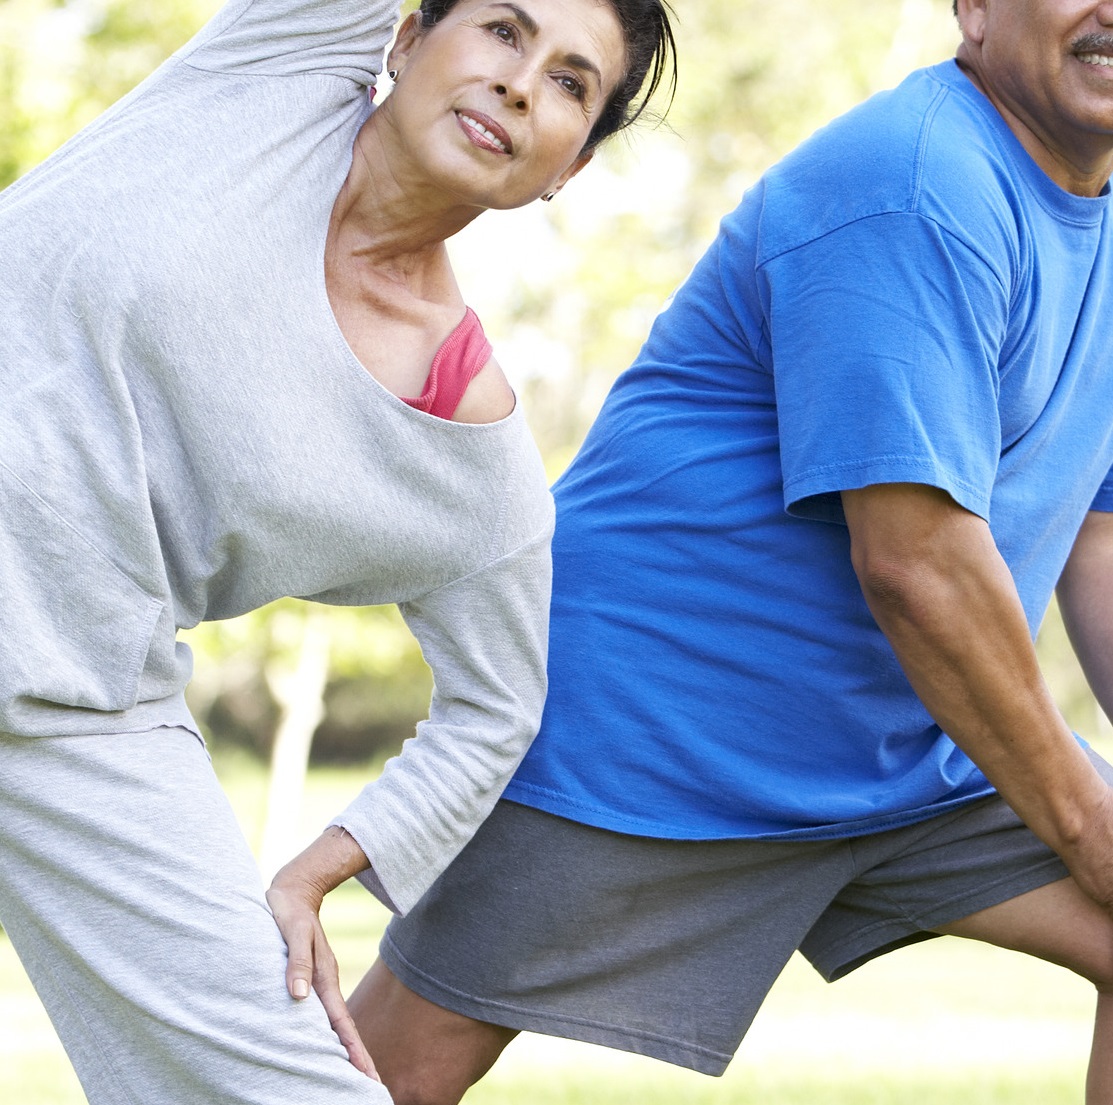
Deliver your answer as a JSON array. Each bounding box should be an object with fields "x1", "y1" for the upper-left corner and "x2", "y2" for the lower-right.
[{"x1": 457, "y1": 111, "x2": 512, "y2": 154}]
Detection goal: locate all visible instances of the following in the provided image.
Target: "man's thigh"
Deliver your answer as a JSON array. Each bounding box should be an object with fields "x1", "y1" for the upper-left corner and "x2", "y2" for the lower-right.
[
  {"x1": 380, "y1": 801, "x2": 861, "y2": 1075},
  {"x1": 800, "y1": 750, "x2": 1113, "y2": 982},
  {"x1": 0, "y1": 727, "x2": 388, "y2": 1105},
  {"x1": 935, "y1": 876, "x2": 1113, "y2": 984},
  {"x1": 932, "y1": 749, "x2": 1113, "y2": 985}
]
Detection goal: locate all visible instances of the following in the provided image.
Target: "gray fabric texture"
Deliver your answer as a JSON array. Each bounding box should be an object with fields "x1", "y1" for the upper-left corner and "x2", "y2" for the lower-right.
[
  {"x1": 0, "y1": 726, "x2": 391, "y2": 1105},
  {"x1": 0, "y1": 0, "x2": 554, "y2": 914},
  {"x1": 380, "y1": 780, "x2": 1090, "y2": 1075}
]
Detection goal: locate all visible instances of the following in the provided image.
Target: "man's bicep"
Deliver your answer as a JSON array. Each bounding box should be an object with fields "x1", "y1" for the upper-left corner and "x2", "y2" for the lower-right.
[{"x1": 841, "y1": 482, "x2": 987, "y2": 571}]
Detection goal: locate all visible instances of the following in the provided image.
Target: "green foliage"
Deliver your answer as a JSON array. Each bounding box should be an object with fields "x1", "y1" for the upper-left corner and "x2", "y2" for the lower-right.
[{"x1": 183, "y1": 601, "x2": 432, "y2": 761}]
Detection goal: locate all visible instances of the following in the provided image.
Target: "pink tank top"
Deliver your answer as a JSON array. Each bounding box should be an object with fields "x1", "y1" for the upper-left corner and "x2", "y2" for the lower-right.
[{"x1": 402, "y1": 308, "x2": 493, "y2": 421}]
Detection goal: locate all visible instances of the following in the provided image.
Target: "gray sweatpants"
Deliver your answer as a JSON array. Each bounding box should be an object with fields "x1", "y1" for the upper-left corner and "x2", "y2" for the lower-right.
[{"x1": 0, "y1": 726, "x2": 390, "y2": 1105}]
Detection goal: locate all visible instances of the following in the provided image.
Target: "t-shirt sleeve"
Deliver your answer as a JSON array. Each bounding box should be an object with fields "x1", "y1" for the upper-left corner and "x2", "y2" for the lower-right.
[
  {"x1": 767, "y1": 212, "x2": 1010, "y2": 524},
  {"x1": 329, "y1": 519, "x2": 554, "y2": 915},
  {"x1": 175, "y1": 0, "x2": 401, "y2": 84},
  {"x1": 1091, "y1": 469, "x2": 1113, "y2": 512}
]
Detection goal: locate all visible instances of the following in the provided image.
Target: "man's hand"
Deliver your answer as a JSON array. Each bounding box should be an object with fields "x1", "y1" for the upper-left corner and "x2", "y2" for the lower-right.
[
  {"x1": 266, "y1": 826, "x2": 379, "y2": 1078},
  {"x1": 1055, "y1": 783, "x2": 1113, "y2": 919}
]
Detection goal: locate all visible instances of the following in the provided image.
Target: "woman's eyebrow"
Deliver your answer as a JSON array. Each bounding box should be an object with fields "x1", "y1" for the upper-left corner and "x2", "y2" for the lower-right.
[
  {"x1": 487, "y1": 2, "x2": 605, "y2": 88},
  {"x1": 488, "y1": 2, "x2": 540, "y2": 36}
]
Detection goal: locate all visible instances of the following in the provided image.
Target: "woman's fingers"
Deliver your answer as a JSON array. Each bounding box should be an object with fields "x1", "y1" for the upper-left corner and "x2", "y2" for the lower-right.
[
  {"x1": 265, "y1": 885, "x2": 316, "y2": 1000},
  {"x1": 265, "y1": 884, "x2": 380, "y2": 1077},
  {"x1": 308, "y1": 922, "x2": 379, "y2": 1076},
  {"x1": 319, "y1": 977, "x2": 380, "y2": 1079}
]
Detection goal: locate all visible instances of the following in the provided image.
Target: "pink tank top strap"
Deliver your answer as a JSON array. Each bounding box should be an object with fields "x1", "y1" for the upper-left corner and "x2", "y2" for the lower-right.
[{"x1": 402, "y1": 307, "x2": 494, "y2": 421}]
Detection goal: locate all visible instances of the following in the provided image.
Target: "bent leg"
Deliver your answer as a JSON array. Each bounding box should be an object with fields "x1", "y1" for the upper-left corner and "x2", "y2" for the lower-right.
[
  {"x1": 351, "y1": 958, "x2": 517, "y2": 1105},
  {"x1": 350, "y1": 801, "x2": 865, "y2": 1102},
  {"x1": 0, "y1": 728, "x2": 388, "y2": 1105},
  {"x1": 936, "y1": 877, "x2": 1113, "y2": 1104}
]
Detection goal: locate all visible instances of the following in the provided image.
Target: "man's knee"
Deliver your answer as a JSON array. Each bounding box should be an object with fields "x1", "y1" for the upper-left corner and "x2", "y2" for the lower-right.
[
  {"x1": 375, "y1": 1029, "x2": 515, "y2": 1105},
  {"x1": 350, "y1": 958, "x2": 517, "y2": 1105},
  {"x1": 1085, "y1": 936, "x2": 1113, "y2": 995},
  {"x1": 380, "y1": 1068, "x2": 470, "y2": 1105}
]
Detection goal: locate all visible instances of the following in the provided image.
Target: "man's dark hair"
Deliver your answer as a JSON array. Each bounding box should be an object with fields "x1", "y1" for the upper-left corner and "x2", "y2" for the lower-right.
[{"x1": 416, "y1": 0, "x2": 678, "y2": 150}]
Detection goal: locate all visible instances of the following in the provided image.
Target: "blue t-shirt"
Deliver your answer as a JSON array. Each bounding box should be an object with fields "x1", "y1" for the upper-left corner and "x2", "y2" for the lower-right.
[{"x1": 504, "y1": 61, "x2": 1113, "y2": 840}]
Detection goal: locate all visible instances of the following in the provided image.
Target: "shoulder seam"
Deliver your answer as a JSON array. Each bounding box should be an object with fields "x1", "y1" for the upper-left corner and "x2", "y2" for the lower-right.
[{"x1": 909, "y1": 78, "x2": 950, "y2": 213}]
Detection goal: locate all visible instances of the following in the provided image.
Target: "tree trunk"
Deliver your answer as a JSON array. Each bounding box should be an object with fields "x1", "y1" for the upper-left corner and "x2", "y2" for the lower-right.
[{"x1": 258, "y1": 609, "x2": 331, "y2": 880}]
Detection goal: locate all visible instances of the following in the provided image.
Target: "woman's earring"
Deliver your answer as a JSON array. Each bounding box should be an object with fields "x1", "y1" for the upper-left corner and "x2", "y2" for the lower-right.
[
  {"x1": 541, "y1": 191, "x2": 556, "y2": 202},
  {"x1": 388, "y1": 69, "x2": 398, "y2": 80}
]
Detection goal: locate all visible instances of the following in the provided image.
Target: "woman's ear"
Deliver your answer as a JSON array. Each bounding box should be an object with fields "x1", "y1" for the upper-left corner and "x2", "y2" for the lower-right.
[
  {"x1": 386, "y1": 11, "x2": 424, "y2": 78},
  {"x1": 546, "y1": 150, "x2": 595, "y2": 200}
]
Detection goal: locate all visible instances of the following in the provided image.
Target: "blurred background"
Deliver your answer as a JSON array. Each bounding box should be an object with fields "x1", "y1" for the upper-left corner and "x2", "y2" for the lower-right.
[{"x1": 3, "y1": 2, "x2": 1111, "y2": 1101}]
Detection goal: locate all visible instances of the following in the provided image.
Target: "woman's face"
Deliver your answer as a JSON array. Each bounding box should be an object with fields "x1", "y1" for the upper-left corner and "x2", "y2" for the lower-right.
[{"x1": 383, "y1": 0, "x2": 627, "y2": 209}]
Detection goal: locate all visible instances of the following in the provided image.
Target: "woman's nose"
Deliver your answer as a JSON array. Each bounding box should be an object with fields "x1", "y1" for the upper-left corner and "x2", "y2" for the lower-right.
[{"x1": 492, "y1": 66, "x2": 533, "y2": 112}]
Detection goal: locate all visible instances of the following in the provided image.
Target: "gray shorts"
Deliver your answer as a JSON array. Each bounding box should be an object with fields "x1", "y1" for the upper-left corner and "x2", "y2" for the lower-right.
[{"x1": 381, "y1": 761, "x2": 1108, "y2": 1077}]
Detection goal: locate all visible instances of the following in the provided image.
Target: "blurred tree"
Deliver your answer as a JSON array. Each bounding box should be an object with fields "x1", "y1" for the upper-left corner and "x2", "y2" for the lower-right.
[{"x1": 187, "y1": 601, "x2": 431, "y2": 862}]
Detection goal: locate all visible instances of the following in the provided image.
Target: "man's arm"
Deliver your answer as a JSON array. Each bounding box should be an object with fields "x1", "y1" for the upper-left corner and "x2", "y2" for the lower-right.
[
  {"x1": 841, "y1": 482, "x2": 1113, "y2": 912},
  {"x1": 1058, "y1": 509, "x2": 1113, "y2": 723}
]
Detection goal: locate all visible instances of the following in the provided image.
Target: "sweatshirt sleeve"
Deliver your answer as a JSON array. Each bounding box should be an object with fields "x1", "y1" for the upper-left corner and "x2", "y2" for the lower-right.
[
  {"x1": 330, "y1": 516, "x2": 554, "y2": 915},
  {"x1": 176, "y1": 0, "x2": 401, "y2": 84}
]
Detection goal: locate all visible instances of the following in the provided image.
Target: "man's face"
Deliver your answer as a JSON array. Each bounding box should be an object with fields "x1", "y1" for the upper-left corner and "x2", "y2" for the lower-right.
[{"x1": 961, "y1": 0, "x2": 1113, "y2": 193}]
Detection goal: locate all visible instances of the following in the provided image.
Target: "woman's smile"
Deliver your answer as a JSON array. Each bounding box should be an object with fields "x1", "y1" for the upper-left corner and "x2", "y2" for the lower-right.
[{"x1": 456, "y1": 110, "x2": 512, "y2": 154}]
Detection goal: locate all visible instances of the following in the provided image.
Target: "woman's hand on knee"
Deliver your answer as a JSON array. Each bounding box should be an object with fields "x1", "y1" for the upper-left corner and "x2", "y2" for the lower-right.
[{"x1": 266, "y1": 828, "x2": 379, "y2": 1079}]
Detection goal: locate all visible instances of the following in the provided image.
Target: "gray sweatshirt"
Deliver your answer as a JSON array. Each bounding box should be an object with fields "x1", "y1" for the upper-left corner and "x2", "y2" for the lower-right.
[{"x1": 0, "y1": 0, "x2": 554, "y2": 915}]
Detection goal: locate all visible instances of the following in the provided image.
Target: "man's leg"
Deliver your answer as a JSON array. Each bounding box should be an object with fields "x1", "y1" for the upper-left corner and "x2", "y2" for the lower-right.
[
  {"x1": 936, "y1": 876, "x2": 1113, "y2": 1104},
  {"x1": 348, "y1": 801, "x2": 865, "y2": 1105},
  {"x1": 350, "y1": 959, "x2": 516, "y2": 1105}
]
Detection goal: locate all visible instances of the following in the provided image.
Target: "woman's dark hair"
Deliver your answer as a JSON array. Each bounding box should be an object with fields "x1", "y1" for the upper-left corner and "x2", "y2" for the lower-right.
[{"x1": 416, "y1": 0, "x2": 678, "y2": 151}]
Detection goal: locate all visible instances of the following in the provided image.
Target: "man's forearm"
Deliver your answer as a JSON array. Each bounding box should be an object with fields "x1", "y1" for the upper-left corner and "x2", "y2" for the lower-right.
[{"x1": 842, "y1": 483, "x2": 1110, "y2": 862}]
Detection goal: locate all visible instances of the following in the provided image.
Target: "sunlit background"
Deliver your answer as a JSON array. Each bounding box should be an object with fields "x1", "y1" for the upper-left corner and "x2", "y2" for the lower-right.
[{"x1": 3, "y1": 2, "x2": 1110, "y2": 1101}]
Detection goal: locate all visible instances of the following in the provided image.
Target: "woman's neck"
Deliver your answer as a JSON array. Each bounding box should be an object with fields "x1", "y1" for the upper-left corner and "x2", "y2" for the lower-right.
[{"x1": 332, "y1": 112, "x2": 483, "y2": 274}]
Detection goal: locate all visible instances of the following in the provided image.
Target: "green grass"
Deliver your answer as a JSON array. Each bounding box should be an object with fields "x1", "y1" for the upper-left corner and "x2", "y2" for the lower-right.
[
  {"x1": 465, "y1": 1072, "x2": 1087, "y2": 1105},
  {"x1": 0, "y1": 752, "x2": 1098, "y2": 1103}
]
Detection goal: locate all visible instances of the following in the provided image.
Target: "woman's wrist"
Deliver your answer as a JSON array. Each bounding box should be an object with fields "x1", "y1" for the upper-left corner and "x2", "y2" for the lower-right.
[{"x1": 269, "y1": 825, "x2": 370, "y2": 902}]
